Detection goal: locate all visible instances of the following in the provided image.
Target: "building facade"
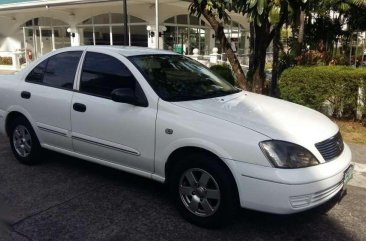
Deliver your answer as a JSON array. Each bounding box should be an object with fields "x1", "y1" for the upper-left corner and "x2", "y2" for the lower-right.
[{"x1": 0, "y1": 0, "x2": 251, "y2": 69}]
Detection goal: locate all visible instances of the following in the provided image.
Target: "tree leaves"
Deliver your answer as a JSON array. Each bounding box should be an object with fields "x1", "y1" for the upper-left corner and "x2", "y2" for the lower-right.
[
  {"x1": 190, "y1": 0, "x2": 293, "y2": 27},
  {"x1": 257, "y1": 0, "x2": 265, "y2": 15},
  {"x1": 249, "y1": 0, "x2": 257, "y2": 9},
  {"x1": 339, "y1": 2, "x2": 351, "y2": 11},
  {"x1": 269, "y1": 6, "x2": 281, "y2": 24}
]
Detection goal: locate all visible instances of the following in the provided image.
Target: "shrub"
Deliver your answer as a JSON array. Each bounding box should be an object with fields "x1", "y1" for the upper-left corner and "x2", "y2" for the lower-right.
[
  {"x1": 210, "y1": 64, "x2": 236, "y2": 86},
  {"x1": 360, "y1": 79, "x2": 366, "y2": 116},
  {"x1": 279, "y1": 66, "x2": 366, "y2": 119}
]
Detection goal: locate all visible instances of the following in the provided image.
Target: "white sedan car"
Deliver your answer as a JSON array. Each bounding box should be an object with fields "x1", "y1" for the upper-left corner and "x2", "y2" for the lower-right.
[{"x1": 0, "y1": 46, "x2": 353, "y2": 227}]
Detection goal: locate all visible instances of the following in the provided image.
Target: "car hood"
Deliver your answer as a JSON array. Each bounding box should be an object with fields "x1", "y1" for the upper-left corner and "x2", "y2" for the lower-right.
[{"x1": 171, "y1": 91, "x2": 339, "y2": 146}]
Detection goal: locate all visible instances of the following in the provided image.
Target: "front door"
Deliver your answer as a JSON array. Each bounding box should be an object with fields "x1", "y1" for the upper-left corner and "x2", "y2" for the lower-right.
[{"x1": 71, "y1": 51, "x2": 156, "y2": 173}]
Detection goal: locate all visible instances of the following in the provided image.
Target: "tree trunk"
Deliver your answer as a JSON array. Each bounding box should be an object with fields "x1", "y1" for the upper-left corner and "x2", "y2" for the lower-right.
[
  {"x1": 297, "y1": 8, "x2": 305, "y2": 56},
  {"x1": 249, "y1": 23, "x2": 255, "y2": 71},
  {"x1": 202, "y1": 10, "x2": 248, "y2": 90},
  {"x1": 271, "y1": 25, "x2": 281, "y2": 97},
  {"x1": 252, "y1": 45, "x2": 266, "y2": 94},
  {"x1": 250, "y1": 22, "x2": 268, "y2": 94}
]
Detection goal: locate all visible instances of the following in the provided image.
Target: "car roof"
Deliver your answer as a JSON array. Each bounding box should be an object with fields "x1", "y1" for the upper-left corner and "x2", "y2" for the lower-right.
[{"x1": 60, "y1": 45, "x2": 180, "y2": 57}]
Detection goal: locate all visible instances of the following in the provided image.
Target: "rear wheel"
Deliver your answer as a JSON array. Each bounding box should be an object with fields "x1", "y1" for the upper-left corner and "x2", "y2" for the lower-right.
[
  {"x1": 170, "y1": 152, "x2": 238, "y2": 228},
  {"x1": 9, "y1": 117, "x2": 42, "y2": 164}
]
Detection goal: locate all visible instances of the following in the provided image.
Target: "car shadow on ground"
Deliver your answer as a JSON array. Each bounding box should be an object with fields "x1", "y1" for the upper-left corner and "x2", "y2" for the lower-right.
[{"x1": 0, "y1": 140, "x2": 356, "y2": 241}]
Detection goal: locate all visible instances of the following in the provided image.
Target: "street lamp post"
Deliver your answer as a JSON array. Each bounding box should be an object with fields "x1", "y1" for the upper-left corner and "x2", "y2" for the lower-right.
[
  {"x1": 155, "y1": 0, "x2": 159, "y2": 49},
  {"x1": 123, "y1": 0, "x2": 129, "y2": 46}
]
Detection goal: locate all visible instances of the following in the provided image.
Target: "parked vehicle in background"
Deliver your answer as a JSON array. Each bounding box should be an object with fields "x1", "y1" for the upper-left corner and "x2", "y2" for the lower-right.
[{"x1": 0, "y1": 46, "x2": 353, "y2": 228}]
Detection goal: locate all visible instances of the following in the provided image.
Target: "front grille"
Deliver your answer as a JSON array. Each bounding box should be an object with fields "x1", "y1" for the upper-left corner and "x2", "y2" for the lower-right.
[{"x1": 315, "y1": 132, "x2": 344, "y2": 161}]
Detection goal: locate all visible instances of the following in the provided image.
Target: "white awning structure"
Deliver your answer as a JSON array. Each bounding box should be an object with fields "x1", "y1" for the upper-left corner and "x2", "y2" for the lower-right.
[{"x1": 0, "y1": 0, "x2": 251, "y2": 69}]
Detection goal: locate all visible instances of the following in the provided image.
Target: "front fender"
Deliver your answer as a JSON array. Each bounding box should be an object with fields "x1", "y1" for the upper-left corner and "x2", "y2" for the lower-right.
[
  {"x1": 154, "y1": 100, "x2": 271, "y2": 180},
  {"x1": 154, "y1": 137, "x2": 241, "y2": 184}
]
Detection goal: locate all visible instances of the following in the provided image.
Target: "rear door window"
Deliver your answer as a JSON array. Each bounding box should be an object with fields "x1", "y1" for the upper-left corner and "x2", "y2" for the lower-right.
[{"x1": 26, "y1": 51, "x2": 82, "y2": 90}]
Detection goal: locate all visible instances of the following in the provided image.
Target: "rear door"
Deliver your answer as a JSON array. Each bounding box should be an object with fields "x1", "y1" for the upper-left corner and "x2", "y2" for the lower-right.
[{"x1": 20, "y1": 50, "x2": 83, "y2": 151}]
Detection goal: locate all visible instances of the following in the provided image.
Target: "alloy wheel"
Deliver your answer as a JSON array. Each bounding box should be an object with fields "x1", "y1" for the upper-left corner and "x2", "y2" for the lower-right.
[
  {"x1": 13, "y1": 125, "x2": 32, "y2": 158},
  {"x1": 179, "y1": 168, "x2": 221, "y2": 217}
]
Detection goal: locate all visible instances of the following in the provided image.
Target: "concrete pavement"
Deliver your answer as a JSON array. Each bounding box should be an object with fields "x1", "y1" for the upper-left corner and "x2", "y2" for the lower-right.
[
  {"x1": 0, "y1": 135, "x2": 365, "y2": 241},
  {"x1": 0, "y1": 70, "x2": 16, "y2": 75},
  {"x1": 348, "y1": 143, "x2": 366, "y2": 189}
]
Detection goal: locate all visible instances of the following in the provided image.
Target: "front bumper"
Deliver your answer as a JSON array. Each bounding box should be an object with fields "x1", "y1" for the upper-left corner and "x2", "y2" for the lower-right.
[{"x1": 229, "y1": 143, "x2": 352, "y2": 214}]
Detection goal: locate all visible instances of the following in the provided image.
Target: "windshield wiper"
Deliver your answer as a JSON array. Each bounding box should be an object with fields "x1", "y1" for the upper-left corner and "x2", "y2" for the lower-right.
[
  {"x1": 166, "y1": 94, "x2": 204, "y2": 102},
  {"x1": 166, "y1": 89, "x2": 241, "y2": 102},
  {"x1": 201, "y1": 89, "x2": 241, "y2": 99}
]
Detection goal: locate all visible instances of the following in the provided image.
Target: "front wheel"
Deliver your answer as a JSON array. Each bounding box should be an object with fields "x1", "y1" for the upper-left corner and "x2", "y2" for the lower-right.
[{"x1": 170, "y1": 153, "x2": 238, "y2": 228}]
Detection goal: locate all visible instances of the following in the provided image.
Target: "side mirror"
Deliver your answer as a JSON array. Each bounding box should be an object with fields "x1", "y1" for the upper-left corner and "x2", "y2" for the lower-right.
[{"x1": 111, "y1": 88, "x2": 147, "y2": 107}]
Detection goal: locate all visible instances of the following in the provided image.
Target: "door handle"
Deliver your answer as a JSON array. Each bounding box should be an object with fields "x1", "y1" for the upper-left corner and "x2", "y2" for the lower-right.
[
  {"x1": 21, "y1": 91, "x2": 31, "y2": 99},
  {"x1": 73, "y1": 103, "x2": 87, "y2": 112}
]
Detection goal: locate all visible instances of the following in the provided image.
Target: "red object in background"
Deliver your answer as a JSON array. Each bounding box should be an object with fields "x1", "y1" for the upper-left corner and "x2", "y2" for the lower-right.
[{"x1": 26, "y1": 49, "x2": 33, "y2": 60}]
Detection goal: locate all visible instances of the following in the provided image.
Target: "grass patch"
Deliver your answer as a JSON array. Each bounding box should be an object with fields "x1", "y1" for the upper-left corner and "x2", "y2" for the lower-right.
[{"x1": 335, "y1": 120, "x2": 366, "y2": 145}]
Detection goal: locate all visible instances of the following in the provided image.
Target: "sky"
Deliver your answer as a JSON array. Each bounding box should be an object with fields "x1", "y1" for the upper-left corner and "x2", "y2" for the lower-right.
[
  {"x1": 0, "y1": 0, "x2": 33, "y2": 3},
  {"x1": 0, "y1": 0, "x2": 59, "y2": 4}
]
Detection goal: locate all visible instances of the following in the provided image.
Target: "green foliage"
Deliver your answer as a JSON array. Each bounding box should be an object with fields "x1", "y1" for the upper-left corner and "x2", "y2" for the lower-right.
[
  {"x1": 0, "y1": 57, "x2": 12, "y2": 66},
  {"x1": 279, "y1": 66, "x2": 366, "y2": 118},
  {"x1": 236, "y1": 0, "x2": 286, "y2": 26},
  {"x1": 189, "y1": 0, "x2": 235, "y2": 22},
  {"x1": 210, "y1": 64, "x2": 236, "y2": 86},
  {"x1": 304, "y1": 15, "x2": 343, "y2": 51},
  {"x1": 360, "y1": 79, "x2": 366, "y2": 115},
  {"x1": 189, "y1": 0, "x2": 289, "y2": 26},
  {"x1": 295, "y1": 50, "x2": 328, "y2": 65},
  {"x1": 348, "y1": 5, "x2": 366, "y2": 31}
]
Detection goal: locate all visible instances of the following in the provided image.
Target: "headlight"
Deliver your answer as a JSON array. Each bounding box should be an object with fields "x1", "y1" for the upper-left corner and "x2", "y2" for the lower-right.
[{"x1": 259, "y1": 140, "x2": 319, "y2": 168}]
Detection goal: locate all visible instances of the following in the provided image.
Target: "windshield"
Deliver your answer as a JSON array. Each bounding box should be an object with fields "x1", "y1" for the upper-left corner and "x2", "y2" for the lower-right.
[{"x1": 129, "y1": 55, "x2": 240, "y2": 101}]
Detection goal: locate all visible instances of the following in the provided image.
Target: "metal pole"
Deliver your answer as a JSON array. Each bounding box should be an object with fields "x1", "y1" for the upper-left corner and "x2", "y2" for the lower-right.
[
  {"x1": 155, "y1": 0, "x2": 159, "y2": 49},
  {"x1": 128, "y1": 15, "x2": 131, "y2": 46},
  {"x1": 39, "y1": 26, "x2": 43, "y2": 56},
  {"x1": 92, "y1": 18, "x2": 96, "y2": 45},
  {"x1": 50, "y1": 19, "x2": 55, "y2": 50},
  {"x1": 362, "y1": 38, "x2": 365, "y2": 67},
  {"x1": 181, "y1": 33, "x2": 184, "y2": 55},
  {"x1": 33, "y1": 19, "x2": 38, "y2": 59},
  {"x1": 22, "y1": 27, "x2": 28, "y2": 64},
  {"x1": 109, "y1": 13, "x2": 113, "y2": 45},
  {"x1": 123, "y1": 0, "x2": 128, "y2": 46}
]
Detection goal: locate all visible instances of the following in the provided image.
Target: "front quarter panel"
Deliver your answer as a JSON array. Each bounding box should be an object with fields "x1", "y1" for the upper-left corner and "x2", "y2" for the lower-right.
[{"x1": 154, "y1": 100, "x2": 270, "y2": 179}]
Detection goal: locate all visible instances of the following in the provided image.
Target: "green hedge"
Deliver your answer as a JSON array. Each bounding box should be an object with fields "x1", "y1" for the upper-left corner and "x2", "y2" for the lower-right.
[
  {"x1": 210, "y1": 64, "x2": 236, "y2": 86},
  {"x1": 279, "y1": 66, "x2": 366, "y2": 118}
]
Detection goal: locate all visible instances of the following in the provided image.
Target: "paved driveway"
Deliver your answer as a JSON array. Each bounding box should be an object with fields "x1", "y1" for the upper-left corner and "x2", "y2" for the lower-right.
[
  {"x1": 0, "y1": 135, "x2": 365, "y2": 241},
  {"x1": 0, "y1": 70, "x2": 16, "y2": 75}
]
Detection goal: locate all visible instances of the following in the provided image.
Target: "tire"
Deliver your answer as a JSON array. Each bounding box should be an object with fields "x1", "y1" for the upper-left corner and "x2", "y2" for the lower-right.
[
  {"x1": 169, "y1": 152, "x2": 238, "y2": 228},
  {"x1": 9, "y1": 116, "x2": 42, "y2": 165}
]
